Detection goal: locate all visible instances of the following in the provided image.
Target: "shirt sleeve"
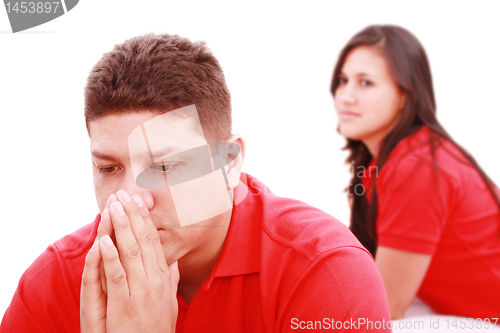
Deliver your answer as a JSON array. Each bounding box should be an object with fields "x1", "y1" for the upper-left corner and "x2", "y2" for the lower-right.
[
  {"x1": 0, "y1": 244, "x2": 81, "y2": 332},
  {"x1": 376, "y1": 154, "x2": 456, "y2": 254},
  {"x1": 279, "y1": 246, "x2": 392, "y2": 332}
]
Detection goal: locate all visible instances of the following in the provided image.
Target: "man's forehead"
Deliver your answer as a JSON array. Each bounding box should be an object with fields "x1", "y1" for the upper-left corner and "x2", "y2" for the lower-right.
[
  {"x1": 90, "y1": 105, "x2": 207, "y2": 160},
  {"x1": 128, "y1": 105, "x2": 207, "y2": 159},
  {"x1": 90, "y1": 106, "x2": 202, "y2": 136},
  {"x1": 91, "y1": 142, "x2": 186, "y2": 162}
]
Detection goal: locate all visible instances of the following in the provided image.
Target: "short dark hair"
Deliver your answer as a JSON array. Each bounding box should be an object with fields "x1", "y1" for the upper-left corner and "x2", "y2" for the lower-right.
[{"x1": 84, "y1": 33, "x2": 232, "y2": 141}]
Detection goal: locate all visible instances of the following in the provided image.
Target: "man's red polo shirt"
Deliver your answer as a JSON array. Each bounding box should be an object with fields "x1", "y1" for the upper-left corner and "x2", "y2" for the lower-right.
[{"x1": 1, "y1": 173, "x2": 391, "y2": 332}]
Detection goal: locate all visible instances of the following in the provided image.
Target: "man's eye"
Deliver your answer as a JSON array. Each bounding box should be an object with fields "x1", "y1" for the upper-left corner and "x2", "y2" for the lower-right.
[
  {"x1": 150, "y1": 164, "x2": 176, "y2": 173},
  {"x1": 99, "y1": 166, "x2": 119, "y2": 174}
]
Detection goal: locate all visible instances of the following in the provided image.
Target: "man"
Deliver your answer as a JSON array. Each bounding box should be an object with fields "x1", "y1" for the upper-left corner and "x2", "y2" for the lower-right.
[{"x1": 1, "y1": 34, "x2": 391, "y2": 332}]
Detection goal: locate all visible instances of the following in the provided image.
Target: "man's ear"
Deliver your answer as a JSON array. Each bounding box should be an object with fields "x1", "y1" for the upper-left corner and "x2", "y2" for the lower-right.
[{"x1": 222, "y1": 134, "x2": 245, "y2": 190}]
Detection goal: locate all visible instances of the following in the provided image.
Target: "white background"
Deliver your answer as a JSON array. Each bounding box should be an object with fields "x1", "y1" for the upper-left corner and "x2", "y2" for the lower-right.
[{"x1": 1, "y1": 0, "x2": 499, "y2": 321}]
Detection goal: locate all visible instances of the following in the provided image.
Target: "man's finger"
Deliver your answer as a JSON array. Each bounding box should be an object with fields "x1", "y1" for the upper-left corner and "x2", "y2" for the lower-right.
[
  {"x1": 81, "y1": 240, "x2": 103, "y2": 302},
  {"x1": 117, "y1": 191, "x2": 163, "y2": 280},
  {"x1": 97, "y1": 208, "x2": 113, "y2": 294},
  {"x1": 96, "y1": 195, "x2": 117, "y2": 240},
  {"x1": 109, "y1": 201, "x2": 147, "y2": 287},
  {"x1": 100, "y1": 261, "x2": 107, "y2": 295},
  {"x1": 168, "y1": 261, "x2": 180, "y2": 293},
  {"x1": 80, "y1": 240, "x2": 106, "y2": 333},
  {"x1": 99, "y1": 235, "x2": 130, "y2": 303},
  {"x1": 132, "y1": 194, "x2": 171, "y2": 276}
]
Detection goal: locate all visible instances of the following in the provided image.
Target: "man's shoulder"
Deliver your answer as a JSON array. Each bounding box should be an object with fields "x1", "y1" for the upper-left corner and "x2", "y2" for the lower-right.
[
  {"x1": 53, "y1": 214, "x2": 100, "y2": 259},
  {"x1": 239, "y1": 176, "x2": 385, "y2": 322},
  {"x1": 0, "y1": 216, "x2": 100, "y2": 332},
  {"x1": 244, "y1": 174, "x2": 366, "y2": 262},
  {"x1": 263, "y1": 193, "x2": 364, "y2": 260}
]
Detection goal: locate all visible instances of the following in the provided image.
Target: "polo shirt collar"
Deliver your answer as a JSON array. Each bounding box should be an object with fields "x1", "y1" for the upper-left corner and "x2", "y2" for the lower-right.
[{"x1": 212, "y1": 173, "x2": 261, "y2": 277}]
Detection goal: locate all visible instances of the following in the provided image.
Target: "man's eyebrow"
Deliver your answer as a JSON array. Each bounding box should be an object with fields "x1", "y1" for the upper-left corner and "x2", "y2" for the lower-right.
[
  {"x1": 91, "y1": 151, "x2": 118, "y2": 161},
  {"x1": 91, "y1": 145, "x2": 187, "y2": 162},
  {"x1": 135, "y1": 145, "x2": 180, "y2": 162}
]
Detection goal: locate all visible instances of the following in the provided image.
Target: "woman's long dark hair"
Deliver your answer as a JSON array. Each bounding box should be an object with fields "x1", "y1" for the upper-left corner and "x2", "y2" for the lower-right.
[{"x1": 331, "y1": 25, "x2": 500, "y2": 257}]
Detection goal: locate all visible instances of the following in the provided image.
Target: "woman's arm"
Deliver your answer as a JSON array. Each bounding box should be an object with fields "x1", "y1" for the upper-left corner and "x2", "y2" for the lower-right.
[{"x1": 375, "y1": 246, "x2": 432, "y2": 320}]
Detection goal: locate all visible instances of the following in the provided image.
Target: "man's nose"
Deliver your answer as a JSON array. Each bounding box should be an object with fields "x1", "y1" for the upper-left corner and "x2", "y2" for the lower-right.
[{"x1": 120, "y1": 170, "x2": 155, "y2": 210}]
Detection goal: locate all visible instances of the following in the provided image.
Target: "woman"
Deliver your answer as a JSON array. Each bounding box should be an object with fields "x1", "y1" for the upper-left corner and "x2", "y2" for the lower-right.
[{"x1": 331, "y1": 25, "x2": 500, "y2": 321}]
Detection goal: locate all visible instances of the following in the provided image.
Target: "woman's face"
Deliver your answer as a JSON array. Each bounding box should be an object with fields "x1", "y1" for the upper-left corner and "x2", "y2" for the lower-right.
[{"x1": 334, "y1": 46, "x2": 405, "y2": 155}]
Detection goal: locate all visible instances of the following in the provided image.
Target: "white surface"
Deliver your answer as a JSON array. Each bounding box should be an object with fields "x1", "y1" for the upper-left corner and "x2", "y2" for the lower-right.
[
  {"x1": 1, "y1": 0, "x2": 499, "y2": 321},
  {"x1": 392, "y1": 299, "x2": 500, "y2": 332}
]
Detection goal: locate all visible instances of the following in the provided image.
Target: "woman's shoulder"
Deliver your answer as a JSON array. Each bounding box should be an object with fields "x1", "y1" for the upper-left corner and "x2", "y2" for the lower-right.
[
  {"x1": 372, "y1": 126, "x2": 486, "y2": 204},
  {"x1": 383, "y1": 125, "x2": 472, "y2": 183}
]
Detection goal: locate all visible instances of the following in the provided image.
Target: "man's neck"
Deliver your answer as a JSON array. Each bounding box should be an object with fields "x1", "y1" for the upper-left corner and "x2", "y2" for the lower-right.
[{"x1": 176, "y1": 209, "x2": 232, "y2": 303}]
